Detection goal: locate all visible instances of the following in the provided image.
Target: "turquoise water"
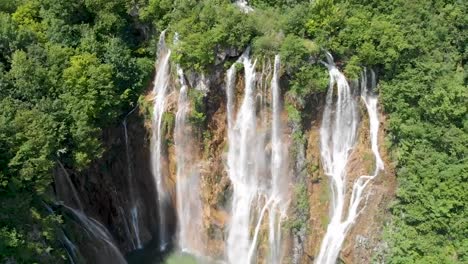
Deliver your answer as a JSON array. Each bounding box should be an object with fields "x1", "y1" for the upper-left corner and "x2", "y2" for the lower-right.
[{"x1": 164, "y1": 252, "x2": 199, "y2": 264}]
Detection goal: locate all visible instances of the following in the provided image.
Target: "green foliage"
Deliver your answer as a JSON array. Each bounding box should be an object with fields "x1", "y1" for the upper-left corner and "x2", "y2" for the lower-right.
[
  {"x1": 252, "y1": 33, "x2": 283, "y2": 58},
  {"x1": 162, "y1": 112, "x2": 175, "y2": 144},
  {"x1": 305, "y1": 0, "x2": 345, "y2": 43},
  {"x1": 188, "y1": 89, "x2": 206, "y2": 128},
  {"x1": 0, "y1": 191, "x2": 66, "y2": 263},
  {"x1": 141, "y1": 0, "x2": 258, "y2": 71},
  {"x1": 285, "y1": 103, "x2": 301, "y2": 124},
  {"x1": 284, "y1": 182, "x2": 309, "y2": 232},
  {"x1": 0, "y1": 0, "x2": 153, "y2": 261},
  {"x1": 61, "y1": 53, "x2": 117, "y2": 167},
  {"x1": 280, "y1": 35, "x2": 310, "y2": 70}
]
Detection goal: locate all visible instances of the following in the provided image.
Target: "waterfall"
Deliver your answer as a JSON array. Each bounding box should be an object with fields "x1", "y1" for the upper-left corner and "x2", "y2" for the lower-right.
[
  {"x1": 174, "y1": 66, "x2": 204, "y2": 255},
  {"x1": 55, "y1": 164, "x2": 126, "y2": 263},
  {"x1": 56, "y1": 161, "x2": 83, "y2": 212},
  {"x1": 150, "y1": 30, "x2": 172, "y2": 250},
  {"x1": 268, "y1": 55, "x2": 288, "y2": 264},
  {"x1": 63, "y1": 205, "x2": 127, "y2": 264},
  {"x1": 226, "y1": 52, "x2": 289, "y2": 264},
  {"x1": 226, "y1": 52, "x2": 258, "y2": 264},
  {"x1": 123, "y1": 111, "x2": 142, "y2": 249},
  {"x1": 361, "y1": 69, "x2": 384, "y2": 173},
  {"x1": 315, "y1": 54, "x2": 384, "y2": 264}
]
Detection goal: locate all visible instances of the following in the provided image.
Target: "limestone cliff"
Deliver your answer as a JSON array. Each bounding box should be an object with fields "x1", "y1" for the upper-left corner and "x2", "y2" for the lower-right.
[{"x1": 55, "y1": 59, "x2": 395, "y2": 264}]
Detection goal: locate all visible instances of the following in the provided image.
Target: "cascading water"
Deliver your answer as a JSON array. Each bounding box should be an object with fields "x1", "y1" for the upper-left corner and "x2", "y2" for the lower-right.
[
  {"x1": 268, "y1": 55, "x2": 288, "y2": 264},
  {"x1": 361, "y1": 69, "x2": 384, "y2": 173},
  {"x1": 225, "y1": 52, "x2": 289, "y2": 264},
  {"x1": 226, "y1": 52, "x2": 258, "y2": 264},
  {"x1": 55, "y1": 163, "x2": 126, "y2": 263},
  {"x1": 174, "y1": 66, "x2": 204, "y2": 254},
  {"x1": 150, "y1": 30, "x2": 172, "y2": 250},
  {"x1": 315, "y1": 54, "x2": 384, "y2": 264},
  {"x1": 63, "y1": 205, "x2": 127, "y2": 264}
]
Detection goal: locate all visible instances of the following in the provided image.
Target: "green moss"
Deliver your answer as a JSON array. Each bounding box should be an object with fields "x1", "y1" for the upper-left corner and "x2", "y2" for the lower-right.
[
  {"x1": 161, "y1": 112, "x2": 175, "y2": 145},
  {"x1": 188, "y1": 89, "x2": 206, "y2": 128},
  {"x1": 284, "y1": 182, "x2": 310, "y2": 232},
  {"x1": 285, "y1": 103, "x2": 301, "y2": 123},
  {"x1": 137, "y1": 95, "x2": 153, "y2": 121}
]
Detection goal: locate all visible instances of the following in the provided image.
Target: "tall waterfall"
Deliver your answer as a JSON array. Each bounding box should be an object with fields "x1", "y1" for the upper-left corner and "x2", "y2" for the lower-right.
[
  {"x1": 225, "y1": 53, "x2": 289, "y2": 264},
  {"x1": 268, "y1": 55, "x2": 288, "y2": 264},
  {"x1": 150, "y1": 31, "x2": 172, "y2": 250},
  {"x1": 315, "y1": 54, "x2": 384, "y2": 264},
  {"x1": 226, "y1": 53, "x2": 258, "y2": 264},
  {"x1": 174, "y1": 66, "x2": 204, "y2": 254}
]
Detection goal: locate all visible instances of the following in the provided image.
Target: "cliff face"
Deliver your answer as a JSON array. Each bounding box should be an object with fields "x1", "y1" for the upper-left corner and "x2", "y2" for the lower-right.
[
  {"x1": 54, "y1": 107, "x2": 172, "y2": 261},
  {"x1": 55, "y1": 61, "x2": 395, "y2": 263},
  {"x1": 156, "y1": 66, "x2": 396, "y2": 262}
]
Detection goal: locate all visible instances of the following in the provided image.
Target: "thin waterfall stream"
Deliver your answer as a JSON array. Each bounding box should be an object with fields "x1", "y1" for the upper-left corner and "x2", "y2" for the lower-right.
[
  {"x1": 150, "y1": 30, "x2": 172, "y2": 251},
  {"x1": 174, "y1": 65, "x2": 204, "y2": 255},
  {"x1": 123, "y1": 108, "x2": 143, "y2": 250},
  {"x1": 315, "y1": 53, "x2": 384, "y2": 264}
]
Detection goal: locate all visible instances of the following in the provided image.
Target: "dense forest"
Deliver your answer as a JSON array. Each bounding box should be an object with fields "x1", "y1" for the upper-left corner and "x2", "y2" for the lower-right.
[{"x1": 0, "y1": 0, "x2": 466, "y2": 263}]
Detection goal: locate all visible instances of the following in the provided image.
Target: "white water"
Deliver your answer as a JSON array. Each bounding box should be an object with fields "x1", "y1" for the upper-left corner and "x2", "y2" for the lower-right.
[
  {"x1": 315, "y1": 54, "x2": 384, "y2": 264},
  {"x1": 57, "y1": 161, "x2": 83, "y2": 212},
  {"x1": 174, "y1": 66, "x2": 204, "y2": 254},
  {"x1": 235, "y1": 0, "x2": 253, "y2": 13},
  {"x1": 268, "y1": 55, "x2": 288, "y2": 264},
  {"x1": 226, "y1": 52, "x2": 258, "y2": 264},
  {"x1": 55, "y1": 164, "x2": 125, "y2": 263},
  {"x1": 361, "y1": 69, "x2": 384, "y2": 173},
  {"x1": 226, "y1": 53, "x2": 288, "y2": 264},
  {"x1": 150, "y1": 31, "x2": 172, "y2": 250},
  {"x1": 64, "y1": 206, "x2": 127, "y2": 264},
  {"x1": 123, "y1": 113, "x2": 142, "y2": 249}
]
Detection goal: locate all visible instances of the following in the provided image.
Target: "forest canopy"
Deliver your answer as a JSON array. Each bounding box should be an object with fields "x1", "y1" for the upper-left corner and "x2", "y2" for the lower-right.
[{"x1": 0, "y1": 0, "x2": 466, "y2": 263}]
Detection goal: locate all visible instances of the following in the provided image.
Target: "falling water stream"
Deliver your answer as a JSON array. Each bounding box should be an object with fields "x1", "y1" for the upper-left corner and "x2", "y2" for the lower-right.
[
  {"x1": 315, "y1": 54, "x2": 384, "y2": 264},
  {"x1": 150, "y1": 31, "x2": 172, "y2": 250},
  {"x1": 225, "y1": 52, "x2": 289, "y2": 264},
  {"x1": 55, "y1": 162, "x2": 126, "y2": 263},
  {"x1": 174, "y1": 65, "x2": 204, "y2": 255},
  {"x1": 63, "y1": 206, "x2": 127, "y2": 264},
  {"x1": 268, "y1": 55, "x2": 288, "y2": 264},
  {"x1": 226, "y1": 51, "x2": 258, "y2": 264}
]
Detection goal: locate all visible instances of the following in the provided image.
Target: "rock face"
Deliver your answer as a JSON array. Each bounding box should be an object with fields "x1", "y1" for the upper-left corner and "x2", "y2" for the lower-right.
[
  {"x1": 54, "y1": 107, "x2": 174, "y2": 260},
  {"x1": 55, "y1": 59, "x2": 395, "y2": 263}
]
